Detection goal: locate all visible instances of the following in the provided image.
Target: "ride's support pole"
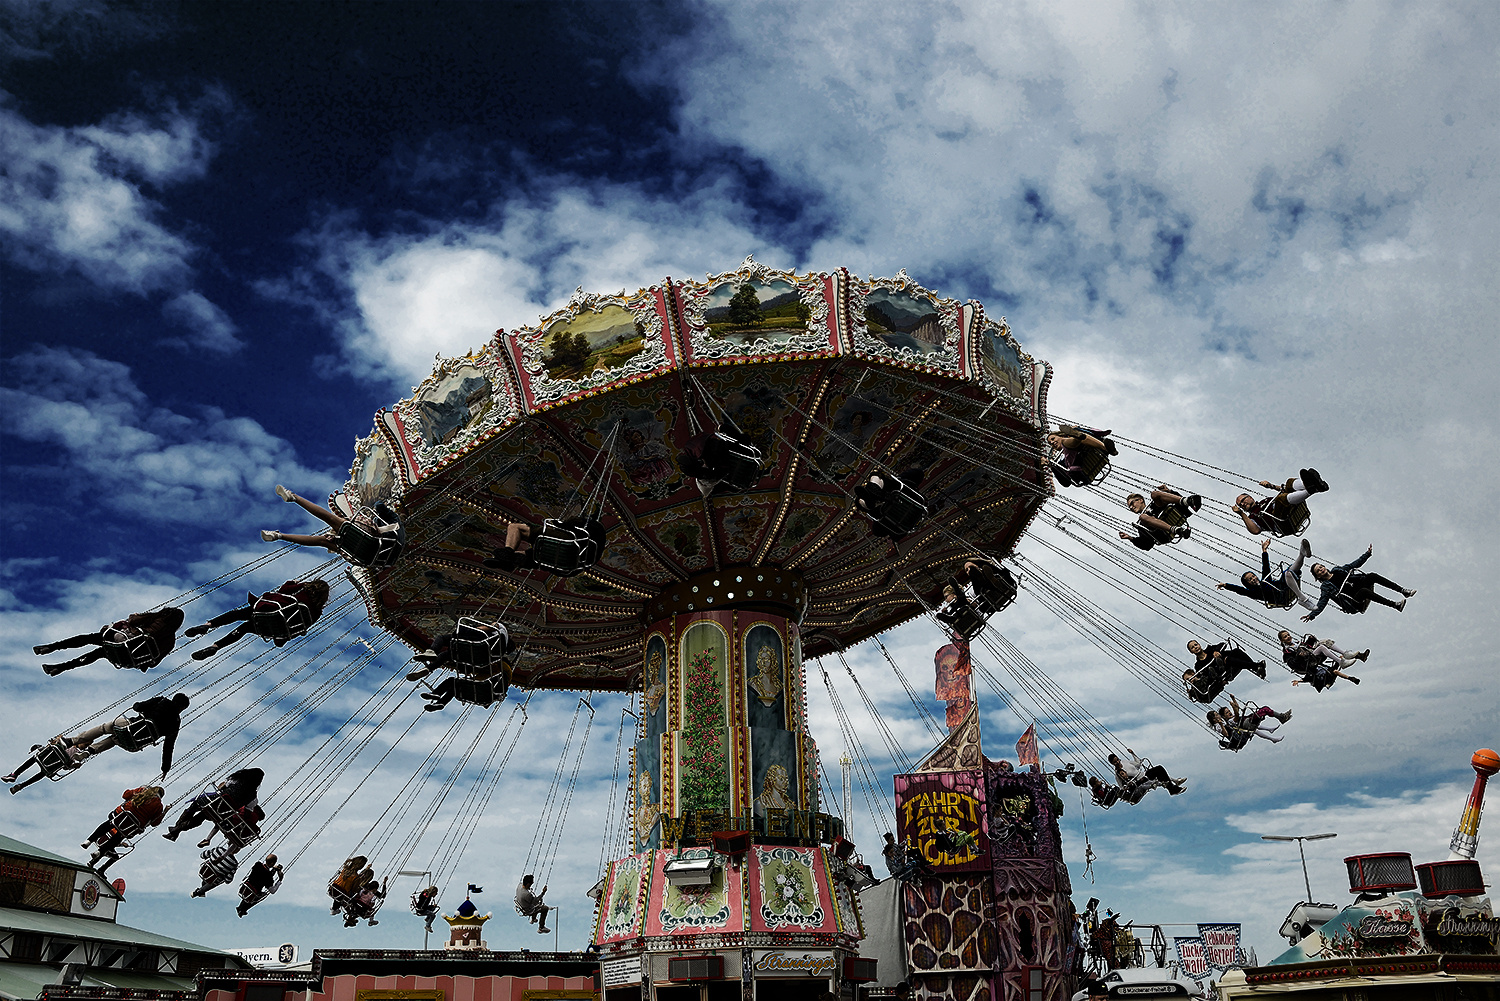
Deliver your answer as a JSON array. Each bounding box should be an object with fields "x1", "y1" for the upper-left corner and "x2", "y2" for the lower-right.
[
  {"x1": 1450, "y1": 748, "x2": 1500, "y2": 860},
  {"x1": 841, "y1": 754, "x2": 852, "y2": 844}
]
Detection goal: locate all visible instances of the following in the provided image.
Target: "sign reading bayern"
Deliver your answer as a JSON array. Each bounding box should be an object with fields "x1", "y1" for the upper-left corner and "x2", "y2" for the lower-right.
[
  {"x1": 893, "y1": 769, "x2": 989, "y2": 872},
  {"x1": 229, "y1": 944, "x2": 298, "y2": 968}
]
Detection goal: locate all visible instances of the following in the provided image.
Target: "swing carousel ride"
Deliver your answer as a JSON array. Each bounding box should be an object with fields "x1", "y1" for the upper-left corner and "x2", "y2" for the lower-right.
[{"x1": 10, "y1": 257, "x2": 1419, "y2": 1000}]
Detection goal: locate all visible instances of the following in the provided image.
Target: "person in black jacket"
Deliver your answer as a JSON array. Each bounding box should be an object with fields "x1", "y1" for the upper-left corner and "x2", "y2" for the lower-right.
[
  {"x1": 1219, "y1": 538, "x2": 1315, "y2": 611},
  {"x1": 236, "y1": 853, "x2": 283, "y2": 917},
  {"x1": 186, "y1": 579, "x2": 331, "y2": 659},
  {"x1": 34, "y1": 607, "x2": 185, "y2": 675},
  {"x1": 1303, "y1": 545, "x2": 1417, "y2": 621},
  {"x1": 60, "y1": 693, "x2": 189, "y2": 774}
]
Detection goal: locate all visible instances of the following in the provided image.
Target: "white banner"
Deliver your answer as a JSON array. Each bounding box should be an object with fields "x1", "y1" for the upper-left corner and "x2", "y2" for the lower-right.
[
  {"x1": 603, "y1": 957, "x2": 641, "y2": 987},
  {"x1": 229, "y1": 944, "x2": 298, "y2": 967}
]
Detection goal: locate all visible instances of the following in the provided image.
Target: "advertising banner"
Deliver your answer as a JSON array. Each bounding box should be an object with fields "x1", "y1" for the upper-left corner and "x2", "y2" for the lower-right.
[
  {"x1": 1197, "y1": 923, "x2": 1242, "y2": 970},
  {"x1": 894, "y1": 769, "x2": 989, "y2": 872},
  {"x1": 229, "y1": 944, "x2": 298, "y2": 968},
  {"x1": 1173, "y1": 937, "x2": 1209, "y2": 980}
]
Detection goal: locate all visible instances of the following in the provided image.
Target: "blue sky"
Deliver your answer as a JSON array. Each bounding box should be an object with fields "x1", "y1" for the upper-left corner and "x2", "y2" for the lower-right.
[{"x1": 2, "y1": 0, "x2": 1497, "y2": 965}]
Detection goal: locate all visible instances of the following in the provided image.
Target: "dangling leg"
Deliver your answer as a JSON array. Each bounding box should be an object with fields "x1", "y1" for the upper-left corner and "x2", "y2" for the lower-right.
[
  {"x1": 260, "y1": 530, "x2": 339, "y2": 550},
  {"x1": 192, "y1": 623, "x2": 252, "y2": 660},
  {"x1": 41, "y1": 647, "x2": 111, "y2": 675},
  {"x1": 186, "y1": 605, "x2": 252, "y2": 639},
  {"x1": 1356, "y1": 583, "x2": 1404, "y2": 611},
  {"x1": 34, "y1": 631, "x2": 105, "y2": 655},
  {"x1": 1364, "y1": 572, "x2": 1415, "y2": 599},
  {"x1": 3, "y1": 750, "x2": 43, "y2": 784},
  {"x1": 275, "y1": 486, "x2": 347, "y2": 531}
]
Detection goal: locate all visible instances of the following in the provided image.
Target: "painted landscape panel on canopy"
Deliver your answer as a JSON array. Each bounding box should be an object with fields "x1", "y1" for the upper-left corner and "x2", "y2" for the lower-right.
[
  {"x1": 861, "y1": 287, "x2": 953, "y2": 360},
  {"x1": 347, "y1": 433, "x2": 401, "y2": 509},
  {"x1": 975, "y1": 319, "x2": 1038, "y2": 414},
  {"x1": 506, "y1": 291, "x2": 672, "y2": 411},
  {"x1": 389, "y1": 351, "x2": 522, "y2": 478},
  {"x1": 680, "y1": 268, "x2": 837, "y2": 361}
]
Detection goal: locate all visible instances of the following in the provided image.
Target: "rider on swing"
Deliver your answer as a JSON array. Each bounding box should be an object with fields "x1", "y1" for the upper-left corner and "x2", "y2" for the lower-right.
[
  {"x1": 34, "y1": 607, "x2": 185, "y2": 676},
  {"x1": 186, "y1": 579, "x2": 331, "y2": 660}
]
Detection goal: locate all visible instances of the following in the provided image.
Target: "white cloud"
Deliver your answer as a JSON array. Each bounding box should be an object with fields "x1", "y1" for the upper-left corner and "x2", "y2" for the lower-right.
[
  {"x1": 0, "y1": 346, "x2": 334, "y2": 529},
  {"x1": 162, "y1": 290, "x2": 241, "y2": 353},
  {"x1": 0, "y1": 90, "x2": 240, "y2": 352},
  {"x1": 301, "y1": 178, "x2": 776, "y2": 386}
]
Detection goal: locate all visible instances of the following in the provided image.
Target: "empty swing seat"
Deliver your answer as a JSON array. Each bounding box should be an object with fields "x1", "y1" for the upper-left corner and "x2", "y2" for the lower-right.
[{"x1": 530, "y1": 519, "x2": 604, "y2": 577}]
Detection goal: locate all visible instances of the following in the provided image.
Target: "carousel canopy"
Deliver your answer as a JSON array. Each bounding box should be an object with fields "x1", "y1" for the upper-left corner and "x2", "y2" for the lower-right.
[{"x1": 339, "y1": 259, "x2": 1052, "y2": 691}]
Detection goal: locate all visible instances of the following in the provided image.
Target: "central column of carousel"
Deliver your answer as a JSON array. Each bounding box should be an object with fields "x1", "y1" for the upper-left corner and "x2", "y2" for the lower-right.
[{"x1": 590, "y1": 568, "x2": 872, "y2": 1001}]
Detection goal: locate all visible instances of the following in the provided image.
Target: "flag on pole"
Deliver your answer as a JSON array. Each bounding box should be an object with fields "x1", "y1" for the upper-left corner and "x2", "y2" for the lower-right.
[
  {"x1": 1015, "y1": 723, "x2": 1039, "y2": 769},
  {"x1": 467, "y1": 883, "x2": 484, "y2": 895}
]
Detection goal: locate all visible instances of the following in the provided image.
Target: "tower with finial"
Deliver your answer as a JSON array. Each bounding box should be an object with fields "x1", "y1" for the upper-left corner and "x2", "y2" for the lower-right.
[
  {"x1": 443, "y1": 889, "x2": 491, "y2": 950},
  {"x1": 1450, "y1": 747, "x2": 1500, "y2": 859}
]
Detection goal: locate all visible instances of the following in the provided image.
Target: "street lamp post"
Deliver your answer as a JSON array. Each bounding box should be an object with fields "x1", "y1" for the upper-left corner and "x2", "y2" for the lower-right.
[
  {"x1": 1261, "y1": 833, "x2": 1337, "y2": 902},
  {"x1": 397, "y1": 869, "x2": 434, "y2": 949}
]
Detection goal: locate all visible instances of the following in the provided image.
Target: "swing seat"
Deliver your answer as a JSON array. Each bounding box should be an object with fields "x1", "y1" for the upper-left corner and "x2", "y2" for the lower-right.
[
  {"x1": 452, "y1": 675, "x2": 507, "y2": 707},
  {"x1": 858, "y1": 475, "x2": 929, "y2": 539},
  {"x1": 1333, "y1": 591, "x2": 1372, "y2": 615},
  {"x1": 970, "y1": 565, "x2": 1018, "y2": 616},
  {"x1": 111, "y1": 717, "x2": 160, "y2": 754},
  {"x1": 1051, "y1": 426, "x2": 1113, "y2": 487},
  {"x1": 249, "y1": 593, "x2": 314, "y2": 642},
  {"x1": 109, "y1": 812, "x2": 146, "y2": 842},
  {"x1": 200, "y1": 846, "x2": 239, "y2": 884},
  {"x1": 410, "y1": 891, "x2": 438, "y2": 916},
  {"x1": 530, "y1": 519, "x2": 604, "y2": 577},
  {"x1": 204, "y1": 795, "x2": 261, "y2": 849},
  {"x1": 1260, "y1": 570, "x2": 1299, "y2": 610},
  {"x1": 449, "y1": 617, "x2": 511, "y2": 672},
  {"x1": 1265, "y1": 501, "x2": 1311, "y2": 538},
  {"x1": 34, "y1": 742, "x2": 79, "y2": 780},
  {"x1": 699, "y1": 431, "x2": 764, "y2": 491},
  {"x1": 101, "y1": 629, "x2": 162, "y2": 671},
  {"x1": 336, "y1": 507, "x2": 406, "y2": 568},
  {"x1": 1186, "y1": 674, "x2": 1226, "y2": 705},
  {"x1": 938, "y1": 602, "x2": 987, "y2": 641},
  {"x1": 239, "y1": 872, "x2": 281, "y2": 906}
]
